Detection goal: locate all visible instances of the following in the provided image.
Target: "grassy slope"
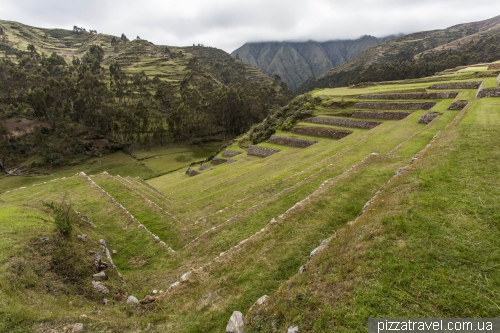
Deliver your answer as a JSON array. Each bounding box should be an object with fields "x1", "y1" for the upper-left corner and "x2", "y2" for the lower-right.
[
  {"x1": 0, "y1": 62, "x2": 499, "y2": 332},
  {"x1": 246, "y1": 95, "x2": 500, "y2": 331}
]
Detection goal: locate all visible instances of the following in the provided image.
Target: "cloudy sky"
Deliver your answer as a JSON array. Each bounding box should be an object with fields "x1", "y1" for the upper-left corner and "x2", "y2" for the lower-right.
[{"x1": 3, "y1": 0, "x2": 500, "y2": 53}]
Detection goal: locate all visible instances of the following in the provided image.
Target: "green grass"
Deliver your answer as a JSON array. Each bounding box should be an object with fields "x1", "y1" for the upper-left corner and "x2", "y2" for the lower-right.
[
  {"x1": 245, "y1": 96, "x2": 500, "y2": 332},
  {"x1": 1, "y1": 62, "x2": 499, "y2": 332}
]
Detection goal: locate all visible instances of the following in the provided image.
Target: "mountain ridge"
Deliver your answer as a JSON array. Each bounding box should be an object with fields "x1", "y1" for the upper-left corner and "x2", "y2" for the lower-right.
[
  {"x1": 297, "y1": 15, "x2": 500, "y2": 92},
  {"x1": 231, "y1": 35, "x2": 399, "y2": 90}
]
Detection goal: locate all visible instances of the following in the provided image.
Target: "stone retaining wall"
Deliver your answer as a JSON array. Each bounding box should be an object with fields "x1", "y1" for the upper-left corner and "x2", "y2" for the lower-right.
[
  {"x1": 199, "y1": 163, "x2": 212, "y2": 170},
  {"x1": 357, "y1": 92, "x2": 458, "y2": 100},
  {"x1": 304, "y1": 117, "x2": 381, "y2": 129},
  {"x1": 447, "y1": 102, "x2": 468, "y2": 110},
  {"x1": 418, "y1": 113, "x2": 439, "y2": 124},
  {"x1": 247, "y1": 145, "x2": 280, "y2": 157},
  {"x1": 488, "y1": 63, "x2": 500, "y2": 70},
  {"x1": 292, "y1": 126, "x2": 352, "y2": 139},
  {"x1": 351, "y1": 111, "x2": 411, "y2": 120},
  {"x1": 268, "y1": 135, "x2": 318, "y2": 148},
  {"x1": 211, "y1": 157, "x2": 228, "y2": 165},
  {"x1": 354, "y1": 102, "x2": 436, "y2": 110},
  {"x1": 223, "y1": 149, "x2": 242, "y2": 157},
  {"x1": 430, "y1": 82, "x2": 482, "y2": 89},
  {"x1": 476, "y1": 87, "x2": 500, "y2": 98}
]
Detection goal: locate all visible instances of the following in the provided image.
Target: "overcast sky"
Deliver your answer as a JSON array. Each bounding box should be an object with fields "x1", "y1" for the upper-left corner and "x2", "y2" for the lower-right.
[{"x1": 3, "y1": 0, "x2": 500, "y2": 53}]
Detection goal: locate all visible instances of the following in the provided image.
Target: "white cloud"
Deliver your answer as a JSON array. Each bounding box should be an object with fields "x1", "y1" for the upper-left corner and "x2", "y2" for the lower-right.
[{"x1": 2, "y1": 0, "x2": 500, "y2": 52}]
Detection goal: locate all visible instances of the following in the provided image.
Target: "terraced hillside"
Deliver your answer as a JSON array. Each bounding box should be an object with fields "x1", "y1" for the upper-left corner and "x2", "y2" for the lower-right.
[
  {"x1": 0, "y1": 20, "x2": 292, "y2": 171},
  {"x1": 297, "y1": 15, "x2": 500, "y2": 93},
  {"x1": 1, "y1": 63, "x2": 500, "y2": 332},
  {"x1": 0, "y1": 19, "x2": 279, "y2": 89}
]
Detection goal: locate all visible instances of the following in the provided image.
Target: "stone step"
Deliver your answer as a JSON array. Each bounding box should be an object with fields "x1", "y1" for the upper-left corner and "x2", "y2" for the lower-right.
[
  {"x1": 351, "y1": 111, "x2": 411, "y2": 120},
  {"x1": 247, "y1": 145, "x2": 280, "y2": 157},
  {"x1": 357, "y1": 92, "x2": 458, "y2": 100},
  {"x1": 267, "y1": 135, "x2": 318, "y2": 148},
  {"x1": 291, "y1": 126, "x2": 352, "y2": 139},
  {"x1": 430, "y1": 81, "x2": 482, "y2": 89},
  {"x1": 354, "y1": 102, "x2": 436, "y2": 110},
  {"x1": 303, "y1": 117, "x2": 381, "y2": 129}
]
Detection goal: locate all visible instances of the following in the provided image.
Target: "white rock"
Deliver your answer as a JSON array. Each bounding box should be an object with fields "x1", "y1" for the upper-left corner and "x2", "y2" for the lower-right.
[
  {"x1": 168, "y1": 281, "x2": 180, "y2": 291},
  {"x1": 226, "y1": 311, "x2": 245, "y2": 333},
  {"x1": 310, "y1": 245, "x2": 325, "y2": 258},
  {"x1": 72, "y1": 323, "x2": 84, "y2": 332},
  {"x1": 92, "y1": 280, "x2": 109, "y2": 293},
  {"x1": 288, "y1": 326, "x2": 299, "y2": 333},
  {"x1": 152, "y1": 290, "x2": 158, "y2": 295},
  {"x1": 92, "y1": 271, "x2": 106, "y2": 280},
  {"x1": 126, "y1": 295, "x2": 139, "y2": 304},
  {"x1": 181, "y1": 272, "x2": 191, "y2": 282}
]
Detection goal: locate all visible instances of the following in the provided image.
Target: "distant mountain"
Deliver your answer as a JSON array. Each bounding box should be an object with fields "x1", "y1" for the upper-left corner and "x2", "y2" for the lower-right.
[
  {"x1": 231, "y1": 35, "x2": 400, "y2": 90},
  {"x1": 297, "y1": 15, "x2": 500, "y2": 93}
]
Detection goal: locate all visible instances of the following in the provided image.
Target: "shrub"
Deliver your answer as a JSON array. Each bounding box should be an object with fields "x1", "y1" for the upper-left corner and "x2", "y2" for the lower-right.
[{"x1": 43, "y1": 196, "x2": 74, "y2": 238}]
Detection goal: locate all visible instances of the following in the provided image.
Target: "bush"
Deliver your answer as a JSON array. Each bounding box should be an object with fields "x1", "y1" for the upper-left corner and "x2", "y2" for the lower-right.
[{"x1": 43, "y1": 197, "x2": 74, "y2": 238}]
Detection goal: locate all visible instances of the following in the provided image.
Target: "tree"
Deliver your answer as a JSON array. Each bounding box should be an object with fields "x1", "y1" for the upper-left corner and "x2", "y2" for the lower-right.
[{"x1": 120, "y1": 33, "x2": 129, "y2": 42}]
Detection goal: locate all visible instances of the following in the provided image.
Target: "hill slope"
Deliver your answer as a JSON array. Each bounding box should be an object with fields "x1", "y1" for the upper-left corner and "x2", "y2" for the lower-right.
[
  {"x1": 2, "y1": 55, "x2": 500, "y2": 332},
  {"x1": 0, "y1": 20, "x2": 291, "y2": 171},
  {"x1": 298, "y1": 15, "x2": 500, "y2": 92},
  {"x1": 231, "y1": 36, "x2": 397, "y2": 90}
]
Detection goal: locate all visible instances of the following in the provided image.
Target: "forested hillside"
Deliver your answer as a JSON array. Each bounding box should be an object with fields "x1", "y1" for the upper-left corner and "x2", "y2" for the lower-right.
[{"x1": 0, "y1": 20, "x2": 292, "y2": 170}]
